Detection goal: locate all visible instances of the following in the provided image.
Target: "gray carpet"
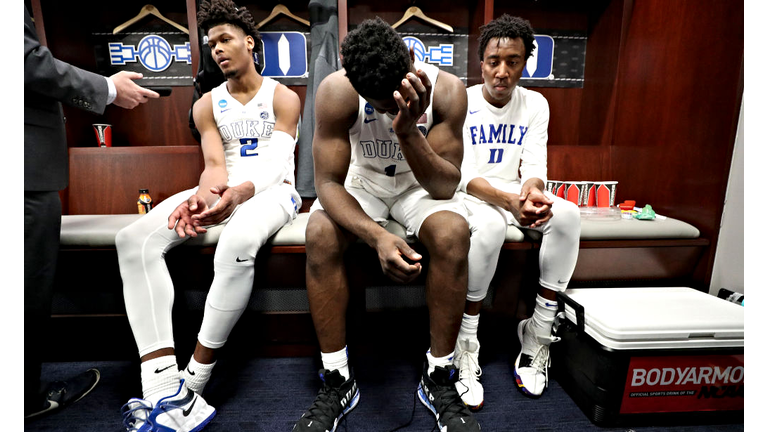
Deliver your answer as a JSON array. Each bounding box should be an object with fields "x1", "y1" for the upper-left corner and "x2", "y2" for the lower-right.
[{"x1": 25, "y1": 352, "x2": 744, "y2": 432}]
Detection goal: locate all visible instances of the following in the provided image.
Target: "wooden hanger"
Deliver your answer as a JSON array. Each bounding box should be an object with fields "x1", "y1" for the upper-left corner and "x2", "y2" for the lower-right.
[
  {"x1": 113, "y1": 4, "x2": 189, "y2": 35},
  {"x1": 392, "y1": 6, "x2": 453, "y2": 33},
  {"x1": 257, "y1": 4, "x2": 310, "y2": 29}
]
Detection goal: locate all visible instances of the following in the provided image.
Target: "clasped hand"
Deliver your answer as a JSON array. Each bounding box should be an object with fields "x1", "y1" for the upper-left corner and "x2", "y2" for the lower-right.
[
  {"x1": 167, "y1": 184, "x2": 252, "y2": 237},
  {"x1": 515, "y1": 185, "x2": 553, "y2": 228}
]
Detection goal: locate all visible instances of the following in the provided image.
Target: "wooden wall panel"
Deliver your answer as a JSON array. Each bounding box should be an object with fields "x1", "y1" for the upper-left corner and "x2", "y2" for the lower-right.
[
  {"x1": 68, "y1": 147, "x2": 203, "y2": 214},
  {"x1": 577, "y1": 0, "x2": 632, "y2": 147},
  {"x1": 547, "y1": 145, "x2": 610, "y2": 183},
  {"x1": 611, "y1": 0, "x2": 743, "y2": 285}
]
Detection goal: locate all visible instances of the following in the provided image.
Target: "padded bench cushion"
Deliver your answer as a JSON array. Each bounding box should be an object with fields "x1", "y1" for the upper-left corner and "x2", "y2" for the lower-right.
[
  {"x1": 60, "y1": 212, "x2": 698, "y2": 248},
  {"x1": 60, "y1": 213, "x2": 528, "y2": 248},
  {"x1": 579, "y1": 217, "x2": 700, "y2": 240}
]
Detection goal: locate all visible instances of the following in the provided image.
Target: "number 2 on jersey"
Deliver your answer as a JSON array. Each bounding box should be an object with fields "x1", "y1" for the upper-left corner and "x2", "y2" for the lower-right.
[{"x1": 240, "y1": 138, "x2": 259, "y2": 157}]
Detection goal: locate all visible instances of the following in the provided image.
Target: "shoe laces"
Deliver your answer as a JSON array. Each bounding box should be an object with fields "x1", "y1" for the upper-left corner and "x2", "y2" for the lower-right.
[
  {"x1": 304, "y1": 380, "x2": 345, "y2": 427},
  {"x1": 429, "y1": 376, "x2": 474, "y2": 425},
  {"x1": 121, "y1": 400, "x2": 153, "y2": 431},
  {"x1": 455, "y1": 345, "x2": 481, "y2": 382},
  {"x1": 529, "y1": 334, "x2": 560, "y2": 385}
]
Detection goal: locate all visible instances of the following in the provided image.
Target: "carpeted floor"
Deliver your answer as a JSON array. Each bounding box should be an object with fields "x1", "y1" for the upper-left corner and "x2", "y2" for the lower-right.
[{"x1": 25, "y1": 350, "x2": 744, "y2": 432}]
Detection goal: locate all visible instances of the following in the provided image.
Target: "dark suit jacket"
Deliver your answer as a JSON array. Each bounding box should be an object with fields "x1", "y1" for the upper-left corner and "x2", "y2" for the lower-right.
[{"x1": 24, "y1": 5, "x2": 108, "y2": 191}]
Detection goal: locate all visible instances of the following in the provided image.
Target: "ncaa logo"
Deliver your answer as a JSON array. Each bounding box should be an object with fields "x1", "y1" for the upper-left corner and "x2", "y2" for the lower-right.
[
  {"x1": 402, "y1": 36, "x2": 454, "y2": 67},
  {"x1": 260, "y1": 111, "x2": 269, "y2": 120},
  {"x1": 218, "y1": 99, "x2": 228, "y2": 108},
  {"x1": 364, "y1": 103, "x2": 374, "y2": 115},
  {"x1": 522, "y1": 35, "x2": 555, "y2": 79}
]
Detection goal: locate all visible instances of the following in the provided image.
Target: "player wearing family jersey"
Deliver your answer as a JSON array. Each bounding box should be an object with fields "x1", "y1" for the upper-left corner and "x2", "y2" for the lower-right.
[
  {"x1": 293, "y1": 17, "x2": 479, "y2": 432},
  {"x1": 116, "y1": 1, "x2": 301, "y2": 431},
  {"x1": 453, "y1": 14, "x2": 581, "y2": 408}
]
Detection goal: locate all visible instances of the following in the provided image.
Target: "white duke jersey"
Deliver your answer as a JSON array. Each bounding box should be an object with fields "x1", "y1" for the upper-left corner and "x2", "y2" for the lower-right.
[
  {"x1": 461, "y1": 84, "x2": 549, "y2": 193},
  {"x1": 347, "y1": 62, "x2": 439, "y2": 198},
  {"x1": 211, "y1": 78, "x2": 299, "y2": 206}
]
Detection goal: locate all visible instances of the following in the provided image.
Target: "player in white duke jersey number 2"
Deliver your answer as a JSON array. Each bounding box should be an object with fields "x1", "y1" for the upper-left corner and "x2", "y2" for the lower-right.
[
  {"x1": 453, "y1": 14, "x2": 581, "y2": 410},
  {"x1": 115, "y1": 1, "x2": 301, "y2": 431}
]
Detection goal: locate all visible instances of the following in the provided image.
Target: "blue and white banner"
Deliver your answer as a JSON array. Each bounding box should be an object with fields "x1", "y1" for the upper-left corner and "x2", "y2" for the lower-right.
[
  {"x1": 92, "y1": 20, "x2": 193, "y2": 87},
  {"x1": 399, "y1": 33, "x2": 469, "y2": 83},
  {"x1": 519, "y1": 31, "x2": 587, "y2": 89},
  {"x1": 260, "y1": 31, "x2": 310, "y2": 85}
]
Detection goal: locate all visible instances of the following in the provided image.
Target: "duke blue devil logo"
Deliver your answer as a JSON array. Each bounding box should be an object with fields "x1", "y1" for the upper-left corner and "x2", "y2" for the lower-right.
[
  {"x1": 260, "y1": 32, "x2": 308, "y2": 78},
  {"x1": 109, "y1": 35, "x2": 191, "y2": 72},
  {"x1": 522, "y1": 35, "x2": 555, "y2": 79}
]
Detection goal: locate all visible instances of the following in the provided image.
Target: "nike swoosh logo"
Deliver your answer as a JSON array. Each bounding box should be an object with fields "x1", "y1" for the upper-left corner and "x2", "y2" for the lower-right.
[
  {"x1": 545, "y1": 302, "x2": 558, "y2": 308},
  {"x1": 221, "y1": 108, "x2": 231, "y2": 113},
  {"x1": 155, "y1": 365, "x2": 174, "y2": 374},
  {"x1": 558, "y1": 279, "x2": 569, "y2": 284},
  {"x1": 236, "y1": 257, "x2": 248, "y2": 262},
  {"x1": 186, "y1": 366, "x2": 196, "y2": 376},
  {"x1": 469, "y1": 109, "x2": 481, "y2": 114},
  {"x1": 364, "y1": 118, "x2": 377, "y2": 123},
  {"x1": 182, "y1": 396, "x2": 197, "y2": 417}
]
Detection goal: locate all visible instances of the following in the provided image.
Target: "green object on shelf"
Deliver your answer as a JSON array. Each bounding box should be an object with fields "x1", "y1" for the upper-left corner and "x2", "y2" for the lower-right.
[{"x1": 634, "y1": 204, "x2": 656, "y2": 220}]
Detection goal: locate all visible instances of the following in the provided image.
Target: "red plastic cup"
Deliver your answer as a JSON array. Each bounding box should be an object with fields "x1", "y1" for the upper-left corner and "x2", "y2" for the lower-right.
[
  {"x1": 595, "y1": 181, "x2": 618, "y2": 207},
  {"x1": 93, "y1": 123, "x2": 112, "y2": 147}
]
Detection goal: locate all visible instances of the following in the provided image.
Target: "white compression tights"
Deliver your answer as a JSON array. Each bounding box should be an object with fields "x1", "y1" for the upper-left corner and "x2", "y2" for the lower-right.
[
  {"x1": 116, "y1": 186, "x2": 292, "y2": 357},
  {"x1": 466, "y1": 193, "x2": 581, "y2": 301}
]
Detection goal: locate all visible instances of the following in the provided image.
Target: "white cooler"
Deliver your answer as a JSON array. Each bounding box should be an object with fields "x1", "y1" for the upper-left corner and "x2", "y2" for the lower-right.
[{"x1": 551, "y1": 287, "x2": 744, "y2": 426}]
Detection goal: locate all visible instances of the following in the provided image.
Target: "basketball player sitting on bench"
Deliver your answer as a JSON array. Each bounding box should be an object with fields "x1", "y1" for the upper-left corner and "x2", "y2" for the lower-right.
[
  {"x1": 451, "y1": 14, "x2": 581, "y2": 410},
  {"x1": 116, "y1": 1, "x2": 301, "y2": 430},
  {"x1": 293, "y1": 17, "x2": 480, "y2": 432}
]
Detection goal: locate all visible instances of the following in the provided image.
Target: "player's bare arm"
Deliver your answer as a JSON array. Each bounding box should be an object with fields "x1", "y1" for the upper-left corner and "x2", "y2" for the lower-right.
[
  {"x1": 396, "y1": 69, "x2": 466, "y2": 199},
  {"x1": 273, "y1": 83, "x2": 301, "y2": 138},
  {"x1": 314, "y1": 71, "x2": 422, "y2": 282},
  {"x1": 166, "y1": 93, "x2": 226, "y2": 237}
]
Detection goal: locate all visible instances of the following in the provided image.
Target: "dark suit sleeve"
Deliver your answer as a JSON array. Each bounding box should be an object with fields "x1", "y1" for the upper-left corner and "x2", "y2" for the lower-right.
[{"x1": 24, "y1": 7, "x2": 108, "y2": 114}]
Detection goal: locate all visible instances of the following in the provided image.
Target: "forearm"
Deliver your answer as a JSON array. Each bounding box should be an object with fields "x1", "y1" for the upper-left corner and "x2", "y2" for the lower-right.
[
  {"x1": 522, "y1": 177, "x2": 545, "y2": 194},
  {"x1": 197, "y1": 168, "x2": 230, "y2": 206},
  {"x1": 467, "y1": 177, "x2": 521, "y2": 219},
  {"x1": 398, "y1": 129, "x2": 461, "y2": 199},
  {"x1": 317, "y1": 181, "x2": 389, "y2": 247}
]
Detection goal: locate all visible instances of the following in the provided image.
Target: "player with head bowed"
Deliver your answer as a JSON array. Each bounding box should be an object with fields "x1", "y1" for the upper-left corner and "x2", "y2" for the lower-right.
[
  {"x1": 293, "y1": 17, "x2": 480, "y2": 432},
  {"x1": 116, "y1": 0, "x2": 302, "y2": 430},
  {"x1": 452, "y1": 14, "x2": 581, "y2": 410}
]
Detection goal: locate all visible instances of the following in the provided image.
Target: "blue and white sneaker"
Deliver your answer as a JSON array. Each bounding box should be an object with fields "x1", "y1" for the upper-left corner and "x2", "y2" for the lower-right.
[
  {"x1": 293, "y1": 369, "x2": 359, "y2": 432},
  {"x1": 121, "y1": 380, "x2": 216, "y2": 431},
  {"x1": 418, "y1": 363, "x2": 481, "y2": 431}
]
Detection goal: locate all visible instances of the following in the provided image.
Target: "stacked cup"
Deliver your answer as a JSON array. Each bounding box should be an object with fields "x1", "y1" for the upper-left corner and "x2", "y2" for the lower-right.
[{"x1": 545, "y1": 180, "x2": 618, "y2": 207}]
